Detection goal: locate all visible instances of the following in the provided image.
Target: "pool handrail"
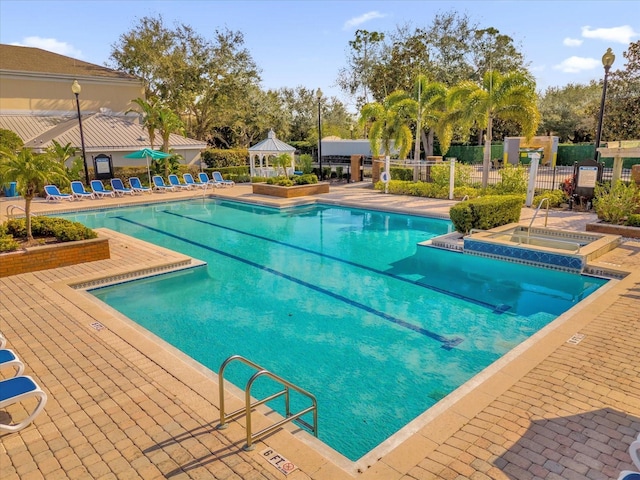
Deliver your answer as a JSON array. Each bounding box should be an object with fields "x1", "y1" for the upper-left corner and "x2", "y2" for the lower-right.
[
  {"x1": 217, "y1": 354, "x2": 318, "y2": 451},
  {"x1": 529, "y1": 197, "x2": 550, "y2": 230}
]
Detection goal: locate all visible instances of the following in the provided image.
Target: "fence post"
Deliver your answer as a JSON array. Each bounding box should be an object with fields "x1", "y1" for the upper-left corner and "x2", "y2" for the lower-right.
[
  {"x1": 526, "y1": 153, "x2": 540, "y2": 207},
  {"x1": 449, "y1": 158, "x2": 456, "y2": 200}
]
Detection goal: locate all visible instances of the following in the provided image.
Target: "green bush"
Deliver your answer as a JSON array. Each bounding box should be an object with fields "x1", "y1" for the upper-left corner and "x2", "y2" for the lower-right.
[
  {"x1": 297, "y1": 154, "x2": 314, "y2": 174},
  {"x1": 626, "y1": 214, "x2": 640, "y2": 227},
  {"x1": 202, "y1": 148, "x2": 248, "y2": 168},
  {"x1": 266, "y1": 176, "x2": 294, "y2": 186},
  {"x1": 251, "y1": 176, "x2": 268, "y2": 183},
  {"x1": 450, "y1": 195, "x2": 523, "y2": 234},
  {"x1": 453, "y1": 186, "x2": 481, "y2": 200},
  {"x1": 293, "y1": 174, "x2": 318, "y2": 185},
  {"x1": 0, "y1": 223, "x2": 20, "y2": 253},
  {"x1": 494, "y1": 164, "x2": 527, "y2": 195},
  {"x1": 533, "y1": 189, "x2": 568, "y2": 208},
  {"x1": 430, "y1": 163, "x2": 473, "y2": 188},
  {"x1": 593, "y1": 181, "x2": 640, "y2": 224},
  {"x1": 6, "y1": 217, "x2": 97, "y2": 242},
  {"x1": 390, "y1": 167, "x2": 413, "y2": 181}
]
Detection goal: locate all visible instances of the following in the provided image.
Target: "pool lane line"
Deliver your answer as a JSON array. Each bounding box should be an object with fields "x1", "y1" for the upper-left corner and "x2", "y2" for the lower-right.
[
  {"x1": 161, "y1": 210, "x2": 506, "y2": 314},
  {"x1": 113, "y1": 216, "x2": 463, "y2": 350}
]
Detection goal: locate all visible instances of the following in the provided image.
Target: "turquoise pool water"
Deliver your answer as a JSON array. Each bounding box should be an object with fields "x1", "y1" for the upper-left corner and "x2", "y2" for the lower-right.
[{"x1": 62, "y1": 200, "x2": 607, "y2": 461}]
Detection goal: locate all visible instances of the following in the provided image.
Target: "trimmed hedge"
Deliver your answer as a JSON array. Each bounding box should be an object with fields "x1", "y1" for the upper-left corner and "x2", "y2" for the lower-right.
[
  {"x1": 6, "y1": 217, "x2": 98, "y2": 242},
  {"x1": 450, "y1": 195, "x2": 523, "y2": 234}
]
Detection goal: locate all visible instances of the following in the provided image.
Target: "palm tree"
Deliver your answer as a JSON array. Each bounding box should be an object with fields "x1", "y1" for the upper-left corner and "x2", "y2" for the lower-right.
[
  {"x1": 156, "y1": 106, "x2": 185, "y2": 178},
  {"x1": 0, "y1": 148, "x2": 68, "y2": 243},
  {"x1": 446, "y1": 70, "x2": 540, "y2": 187},
  {"x1": 358, "y1": 90, "x2": 414, "y2": 161},
  {"x1": 47, "y1": 139, "x2": 83, "y2": 181},
  {"x1": 127, "y1": 97, "x2": 160, "y2": 150},
  {"x1": 410, "y1": 75, "x2": 450, "y2": 161}
]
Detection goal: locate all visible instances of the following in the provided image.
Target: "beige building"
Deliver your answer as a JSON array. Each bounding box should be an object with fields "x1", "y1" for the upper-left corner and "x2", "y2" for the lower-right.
[{"x1": 0, "y1": 44, "x2": 206, "y2": 169}]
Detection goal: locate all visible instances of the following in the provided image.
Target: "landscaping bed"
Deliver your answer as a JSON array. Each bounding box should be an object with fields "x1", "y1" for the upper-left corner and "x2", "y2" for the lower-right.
[
  {"x1": 252, "y1": 182, "x2": 330, "y2": 198},
  {"x1": 585, "y1": 222, "x2": 640, "y2": 239}
]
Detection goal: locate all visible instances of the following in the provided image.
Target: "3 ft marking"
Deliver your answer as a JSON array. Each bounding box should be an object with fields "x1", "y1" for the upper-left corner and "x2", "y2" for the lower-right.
[{"x1": 260, "y1": 448, "x2": 297, "y2": 475}]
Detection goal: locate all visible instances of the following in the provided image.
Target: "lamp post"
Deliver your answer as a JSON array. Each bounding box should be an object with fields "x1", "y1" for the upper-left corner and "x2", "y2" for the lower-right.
[
  {"x1": 593, "y1": 48, "x2": 615, "y2": 161},
  {"x1": 71, "y1": 80, "x2": 90, "y2": 185},
  {"x1": 316, "y1": 88, "x2": 323, "y2": 181}
]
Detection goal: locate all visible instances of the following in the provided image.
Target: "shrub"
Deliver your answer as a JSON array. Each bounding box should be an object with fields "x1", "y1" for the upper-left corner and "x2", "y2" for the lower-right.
[
  {"x1": 293, "y1": 174, "x2": 318, "y2": 185},
  {"x1": 390, "y1": 167, "x2": 413, "y2": 181},
  {"x1": 266, "y1": 176, "x2": 294, "y2": 186},
  {"x1": 6, "y1": 217, "x2": 97, "y2": 242},
  {"x1": 430, "y1": 163, "x2": 473, "y2": 188},
  {"x1": 453, "y1": 186, "x2": 481, "y2": 200},
  {"x1": 450, "y1": 195, "x2": 523, "y2": 234},
  {"x1": 251, "y1": 176, "x2": 268, "y2": 183},
  {"x1": 626, "y1": 214, "x2": 640, "y2": 227},
  {"x1": 593, "y1": 181, "x2": 640, "y2": 224},
  {"x1": 336, "y1": 166, "x2": 344, "y2": 179},
  {"x1": 297, "y1": 154, "x2": 314, "y2": 174},
  {"x1": 0, "y1": 223, "x2": 20, "y2": 253},
  {"x1": 202, "y1": 148, "x2": 248, "y2": 168},
  {"x1": 494, "y1": 164, "x2": 527, "y2": 195},
  {"x1": 533, "y1": 189, "x2": 568, "y2": 208}
]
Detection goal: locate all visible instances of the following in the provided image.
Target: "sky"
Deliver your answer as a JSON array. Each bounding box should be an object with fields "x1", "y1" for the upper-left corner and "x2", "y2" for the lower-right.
[{"x1": 1, "y1": 0, "x2": 638, "y2": 112}]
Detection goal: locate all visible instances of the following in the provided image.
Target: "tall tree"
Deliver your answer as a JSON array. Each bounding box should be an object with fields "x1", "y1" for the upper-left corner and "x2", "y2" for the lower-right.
[
  {"x1": 0, "y1": 148, "x2": 67, "y2": 242},
  {"x1": 410, "y1": 76, "x2": 450, "y2": 159},
  {"x1": 110, "y1": 16, "x2": 262, "y2": 147},
  {"x1": 446, "y1": 70, "x2": 540, "y2": 187},
  {"x1": 537, "y1": 83, "x2": 601, "y2": 142}
]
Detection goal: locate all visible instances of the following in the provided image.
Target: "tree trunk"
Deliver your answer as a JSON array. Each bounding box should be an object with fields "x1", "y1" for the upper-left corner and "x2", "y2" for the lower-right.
[
  {"x1": 424, "y1": 129, "x2": 433, "y2": 156},
  {"x1": 482, "y1": 117, "x2": 493, "y2": 188},
  {"x1": 25, "y1": 196, "x2": 33, "y2": 243}
]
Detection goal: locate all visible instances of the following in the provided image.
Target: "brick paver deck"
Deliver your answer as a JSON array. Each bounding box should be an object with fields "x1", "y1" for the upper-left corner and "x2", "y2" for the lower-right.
[{"x1": 1, "y1": 184, "x2": 638, "y2": 480}]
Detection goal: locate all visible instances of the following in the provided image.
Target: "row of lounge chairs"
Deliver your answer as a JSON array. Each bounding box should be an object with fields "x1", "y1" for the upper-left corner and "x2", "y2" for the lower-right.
[
  {"x1": 0, "y1": 332, "x2": 48, "y2": 433},
  {"x1": 44, "y1": 172, "x2": 235, "y2": 201}
]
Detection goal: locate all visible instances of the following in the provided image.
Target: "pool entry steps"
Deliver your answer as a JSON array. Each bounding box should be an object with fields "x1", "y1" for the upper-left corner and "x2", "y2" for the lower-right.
[
  {"x1": 425, "y1": 223, "x2": 622, "y2": 275},
  {"x1": 217, "y1": 355, "x2": 318, "y2": 451}
]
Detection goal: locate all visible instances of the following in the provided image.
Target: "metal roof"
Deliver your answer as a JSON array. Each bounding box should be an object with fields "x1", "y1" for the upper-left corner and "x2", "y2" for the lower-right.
[
  {"x1": 0, "y1": 44, "x2": 136, "y2": 80},
  {"x1": 1, "y1": 113, "x2": 206, "y2": 153},
  {"x1": 249, "y1": 129, "x2": 295, "y2": 152}
]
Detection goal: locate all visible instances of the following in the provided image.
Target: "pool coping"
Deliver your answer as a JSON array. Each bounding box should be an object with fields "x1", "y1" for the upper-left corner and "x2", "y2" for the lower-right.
[
  {"x1": 46, "y1": 199, "x2": 633, "y2": 476},
  {"x1": 2, "y1": 185, "x2": 639, "y2": 479}
]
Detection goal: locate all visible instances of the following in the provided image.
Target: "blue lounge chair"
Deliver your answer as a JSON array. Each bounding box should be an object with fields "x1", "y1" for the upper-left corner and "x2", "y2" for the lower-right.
[
  {"x1": 198, "y1": 172, "x2": 220, "y2": 187},
  {"x1": 152, "y1": 175, "x2": 176, "y2": 192},
  {"x1": 618, "y1": 472, "x2": 640, "y2": 480},
  {"x1": 44, "y1": 185, "x2": 73, "y2": 202},
  {"x1": 212, "y1": 171, "x2": 235, "y2": 187},
  {"x1": 129, "y1": 177, "x2": 152, "y2": 194},
  {"x1": 0, "y1": 349, "x2": 24, "y2": 377},
  {"x1": 0, "y1": 376, "x2": 48, "y2": 432},
  {"x1": 90, "y1": 180, "x2": 116, "y2": 198},
  {"x1": 168, "y1": 174, "x2": 192, "y2": 190},
  {"x1": 183, "y1": 173, "x2": 207, "y2": 189},
  {"x1": 70, "y1": 181, "x2": 95, "y2": 200},
  {"x1": 110, "y1": 178, "x2": 134, "y2": 196}
]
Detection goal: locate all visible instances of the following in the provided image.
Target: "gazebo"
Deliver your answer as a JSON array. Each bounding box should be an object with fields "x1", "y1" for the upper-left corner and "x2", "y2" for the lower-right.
[{"x1": 248, "y1": 129, "x2": 296, "y2": 178}]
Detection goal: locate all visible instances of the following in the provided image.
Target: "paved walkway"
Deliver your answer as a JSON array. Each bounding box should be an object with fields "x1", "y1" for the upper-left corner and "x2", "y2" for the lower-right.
[{"x1": 1, "y1": 183, "x2": 639, "y2": 480}]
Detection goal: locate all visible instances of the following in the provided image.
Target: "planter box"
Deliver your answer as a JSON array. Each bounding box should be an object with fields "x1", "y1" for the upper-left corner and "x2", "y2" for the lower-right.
[
  {"x1": 586, "y1": 222, "x2": 640, "y2": 239},
  {"x1": 0, "y1": 236, "x2": 110, "y2": 278},
  {"x1": 252, "y1": 182, "x2": 330, "y2": 198}
]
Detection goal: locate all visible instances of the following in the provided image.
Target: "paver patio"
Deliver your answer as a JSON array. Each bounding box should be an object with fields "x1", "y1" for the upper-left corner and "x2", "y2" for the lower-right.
[{"x1": 1, "y1": 183, "x2": 638, "y2": 479}]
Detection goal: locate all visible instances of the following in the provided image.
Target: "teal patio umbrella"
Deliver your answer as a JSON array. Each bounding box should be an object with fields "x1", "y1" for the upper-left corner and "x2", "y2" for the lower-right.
[{"x1": 123, "y1": 148, "x2": 171, "y2": 185}]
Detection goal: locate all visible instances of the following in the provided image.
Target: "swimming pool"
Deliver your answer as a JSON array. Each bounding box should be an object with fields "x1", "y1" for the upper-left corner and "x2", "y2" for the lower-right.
[{"x1": 62, "y1": 199, "x2": 607, "y2": 461}]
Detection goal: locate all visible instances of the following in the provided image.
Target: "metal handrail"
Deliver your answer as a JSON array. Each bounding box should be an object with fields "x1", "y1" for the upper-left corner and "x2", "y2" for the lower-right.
[
  {"x1": 5, "y1": 204, "x2": 35, "y2": 219},
  {"x1": 218, "y1": 355, "x2": 318, "y2": 451},
  {"x1": 528, "y1": 197, "x2": 550, "y2": 231}
]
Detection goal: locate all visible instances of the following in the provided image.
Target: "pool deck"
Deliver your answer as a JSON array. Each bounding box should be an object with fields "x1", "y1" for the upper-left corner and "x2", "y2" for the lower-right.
[{"x1": 1, "y1": 183, "x2": 639, "y2": 480}]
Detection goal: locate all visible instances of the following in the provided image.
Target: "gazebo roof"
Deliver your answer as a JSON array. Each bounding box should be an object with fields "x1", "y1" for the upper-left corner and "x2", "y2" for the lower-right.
[{"x1": 249, "y1": 129, "x2": 295, "y2": 153}]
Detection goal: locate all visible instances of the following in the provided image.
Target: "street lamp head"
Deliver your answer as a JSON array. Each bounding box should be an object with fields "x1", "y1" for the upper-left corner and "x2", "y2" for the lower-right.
[
  {"x1": 71, "y1": 80, "x2": 82, "y2": 95},
  {"x1": 316, "y1": 88, "x2": 322, "y2": 101},
  {"x1": 602, "y1": 48, "x2": 615, "y2": 71}
]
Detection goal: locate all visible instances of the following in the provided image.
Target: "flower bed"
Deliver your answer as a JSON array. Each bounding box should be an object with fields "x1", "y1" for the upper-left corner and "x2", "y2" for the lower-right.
[
  {"x1": 252, "y1": 182, "x2": 330, "y2": 198},
  {"x1": 585, "y1": 222, "x2": 640, "y2": 239},
  {"x1": 0, "y1": 236, "x2": 110, "y2": 277}
]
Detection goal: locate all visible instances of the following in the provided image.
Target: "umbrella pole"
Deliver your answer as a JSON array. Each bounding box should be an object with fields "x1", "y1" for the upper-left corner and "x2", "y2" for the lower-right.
[{"x1": 146, "y1": 156, "x2": 151, "y2": 186}]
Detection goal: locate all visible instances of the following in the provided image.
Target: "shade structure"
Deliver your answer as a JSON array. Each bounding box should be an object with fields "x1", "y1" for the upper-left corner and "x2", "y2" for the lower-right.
[{"x1": 124, "y1": 149, "x2": 172, "y2": 185}]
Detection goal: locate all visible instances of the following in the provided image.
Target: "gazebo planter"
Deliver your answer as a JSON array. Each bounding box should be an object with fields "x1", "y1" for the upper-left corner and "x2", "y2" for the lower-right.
[{"x1": 252, "y1": 182, "x2": 330, "y2": 198}]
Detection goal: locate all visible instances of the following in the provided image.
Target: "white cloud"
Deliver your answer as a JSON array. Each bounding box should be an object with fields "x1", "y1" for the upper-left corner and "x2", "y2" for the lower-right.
[
  {"x1": 553, "y1": 56, "x2": 601, "y2": 73},
  {"x1": 11, "y1": 36, "x2": 82, "y2": 58},
  {"x1": 581, "y1": 25, "x2": 638, "y2": 44},
  {"x1": 563, "y1": 37, "x2": 583, "y2": 47},
  {"x1": 343, "y1": 11, "x2": 386, "y2": 30}
]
